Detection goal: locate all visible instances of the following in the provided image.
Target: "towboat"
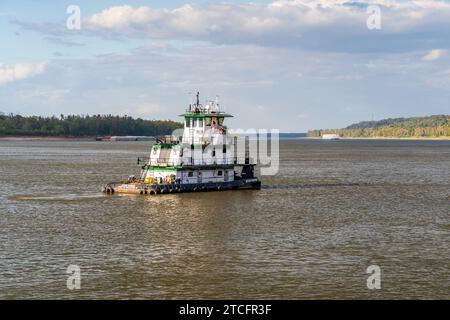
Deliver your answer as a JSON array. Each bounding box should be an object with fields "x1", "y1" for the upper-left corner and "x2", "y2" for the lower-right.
[{"x1": 102, "y1": 92, "x2": 261, "y2": 195}]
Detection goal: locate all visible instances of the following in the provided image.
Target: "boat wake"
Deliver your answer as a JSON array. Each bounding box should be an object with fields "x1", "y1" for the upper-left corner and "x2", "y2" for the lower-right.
[{"x1": 10, "y1": 193, "x2": 106, "y2": 202}]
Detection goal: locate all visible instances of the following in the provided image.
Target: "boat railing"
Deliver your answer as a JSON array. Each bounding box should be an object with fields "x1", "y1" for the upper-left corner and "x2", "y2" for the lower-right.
[
  {"x1": 142, "y1": 156, "x2": 256, "y2": 167},
  {"x1": 147, "y1": 158, "x2": 181, "y2": 167},
  {"x1": 137, "y1": 157, "x2": 150, "y2": 165}
]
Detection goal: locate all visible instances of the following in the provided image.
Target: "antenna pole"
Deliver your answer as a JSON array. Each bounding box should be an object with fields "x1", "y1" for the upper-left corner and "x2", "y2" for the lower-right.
[{"x1": 188, "y1": 92, "x2": 193, "y2": 111}]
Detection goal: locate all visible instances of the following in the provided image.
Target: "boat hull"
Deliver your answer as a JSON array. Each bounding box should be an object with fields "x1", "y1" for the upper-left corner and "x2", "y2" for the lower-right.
[{"x1": 102, "y1": 179, "x2": 261, "y2": 195}]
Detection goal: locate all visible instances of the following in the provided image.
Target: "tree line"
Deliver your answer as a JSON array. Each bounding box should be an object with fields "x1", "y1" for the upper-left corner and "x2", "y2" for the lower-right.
[
  {"x1": 0, "y1": 113, "x2": 183, "y2": 137},
  {"x1": 308, "y1": 115, "x2": 450, "y2": 138}
]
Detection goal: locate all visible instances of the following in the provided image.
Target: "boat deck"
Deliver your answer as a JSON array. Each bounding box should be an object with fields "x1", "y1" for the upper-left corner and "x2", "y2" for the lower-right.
[{"x1": 102, "y1": 178, "x2": 261, "y2": 195}]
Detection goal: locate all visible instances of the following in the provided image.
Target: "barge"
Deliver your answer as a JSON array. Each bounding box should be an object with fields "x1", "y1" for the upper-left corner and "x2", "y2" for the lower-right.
[{"x1": 102, "y1": 92, "x2": 261, "y2": 195}]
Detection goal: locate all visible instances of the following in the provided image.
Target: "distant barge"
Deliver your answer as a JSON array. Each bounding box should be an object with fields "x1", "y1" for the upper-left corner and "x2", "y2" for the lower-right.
[
  {"x1": 102, "y1": 92, "x2": 261, "y2": 195},
  {"x1": 322, "y1": 134, "x2": 340, "y2": 140},
  {"x1": 96, "y1": 135, "x2": 155, "y2": 142}
]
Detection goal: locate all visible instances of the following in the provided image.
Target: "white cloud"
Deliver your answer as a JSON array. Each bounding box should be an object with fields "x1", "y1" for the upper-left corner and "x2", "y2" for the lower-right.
[
  {"x1": 0, "y1": 63, "x2": 46, "y2": 85},
  {"x1": 85, "y1": 1, "x2": 357, "y2": 34},
  {"x1": 87, "y1": 5, "x2": 154, "y2": 30},
  {"x1": 422, "y1": 49, "x2": 447, "y2": 61},
  {"x1": 12, "y1": 1, "x2": 450, "y2": 54},
  {"x1": 79, "y1": 1, "x2": 450, "y2": 54}
]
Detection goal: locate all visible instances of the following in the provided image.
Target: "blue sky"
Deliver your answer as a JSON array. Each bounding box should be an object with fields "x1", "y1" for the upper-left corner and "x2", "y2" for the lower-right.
[{"x1": 1, "y1": 0, "x2": 450, "y2": 131}]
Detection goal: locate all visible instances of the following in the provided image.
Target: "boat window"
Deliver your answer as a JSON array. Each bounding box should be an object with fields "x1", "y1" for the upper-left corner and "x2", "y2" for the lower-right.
[
  {"x1": 188, "y1": 171, "x2": 193, "y2": 177},
  {"x1": 205, "y1": 117, "x2": 212, "y2": 126},
  {"x1": 218, "y1": 170, "x2": 223, "y2": 176},
  {"x1": 218, "y1": 117, "x2": 224, "y2": 126},
  {"x1": 212, "y1": 149, "x2": 216, "y2": 157},
  {"x1": 223, "y1": 145, "x2": 226, "y2": 153},
  {"x1": 197, "y1": 119, "x2": 203, "y2": 128},
  {"x1": 185, "y1": 119, "x2": 191, "y2": 127}
]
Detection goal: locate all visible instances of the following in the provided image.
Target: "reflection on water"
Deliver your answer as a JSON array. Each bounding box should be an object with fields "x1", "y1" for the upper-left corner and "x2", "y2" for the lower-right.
[
  {"x1": 262, "y1": 182, "x2": 373, "y2": 189},
  {"x1": 0, "y1": 139, "x2": 449, "y2": 299}
]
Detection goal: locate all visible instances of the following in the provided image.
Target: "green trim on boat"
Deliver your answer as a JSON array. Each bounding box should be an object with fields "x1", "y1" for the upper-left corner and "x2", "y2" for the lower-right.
[
  {"x1": 179, "y1": 113, "x2": 233, "y2": 118},
  {"x1": 152, "y1": 143, "x2": 179, "y2": 149},
  {"x1": 139, "y1": 164, "x2": 234, "y2": 171},
  {"x1": 139, "y1": 166, "x2": 179, "y2": 171}
]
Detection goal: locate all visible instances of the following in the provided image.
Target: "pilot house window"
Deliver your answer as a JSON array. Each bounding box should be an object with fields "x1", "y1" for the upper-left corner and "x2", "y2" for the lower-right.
[{"x1": 185, "y1": 119, "x2": 191, "y2": 127}]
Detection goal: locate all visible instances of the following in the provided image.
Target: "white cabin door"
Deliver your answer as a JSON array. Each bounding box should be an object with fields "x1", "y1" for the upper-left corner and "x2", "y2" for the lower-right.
[
  {"x1": 224, "y1": 170, "x2": 229, "y2": 182},
  {"x1": 197, "y1": 171, "x2": 202, "y2": 183}
]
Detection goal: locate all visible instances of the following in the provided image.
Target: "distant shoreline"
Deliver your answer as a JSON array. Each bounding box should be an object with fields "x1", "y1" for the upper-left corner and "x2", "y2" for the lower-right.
[
  {"x1": 308, "y1": 136, "x2": 450, "y2": 141},
  {"x1": 1, "y1": 135, "x2": 450, "y2": 142},
  {"x1": 0, "y1": 136, "x2": 94, "y2": 141}
]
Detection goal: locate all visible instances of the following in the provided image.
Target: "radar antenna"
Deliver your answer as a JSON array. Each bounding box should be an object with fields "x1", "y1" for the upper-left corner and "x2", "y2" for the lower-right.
[{"x1": 214, "y1": 95, "x2": 220, "y2": 111}]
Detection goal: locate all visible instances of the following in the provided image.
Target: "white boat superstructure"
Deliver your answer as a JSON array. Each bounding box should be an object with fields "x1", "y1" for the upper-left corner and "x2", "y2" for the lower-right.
[{"x1": 102, "y1": 92, "x2": 261, "y2": 195}]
